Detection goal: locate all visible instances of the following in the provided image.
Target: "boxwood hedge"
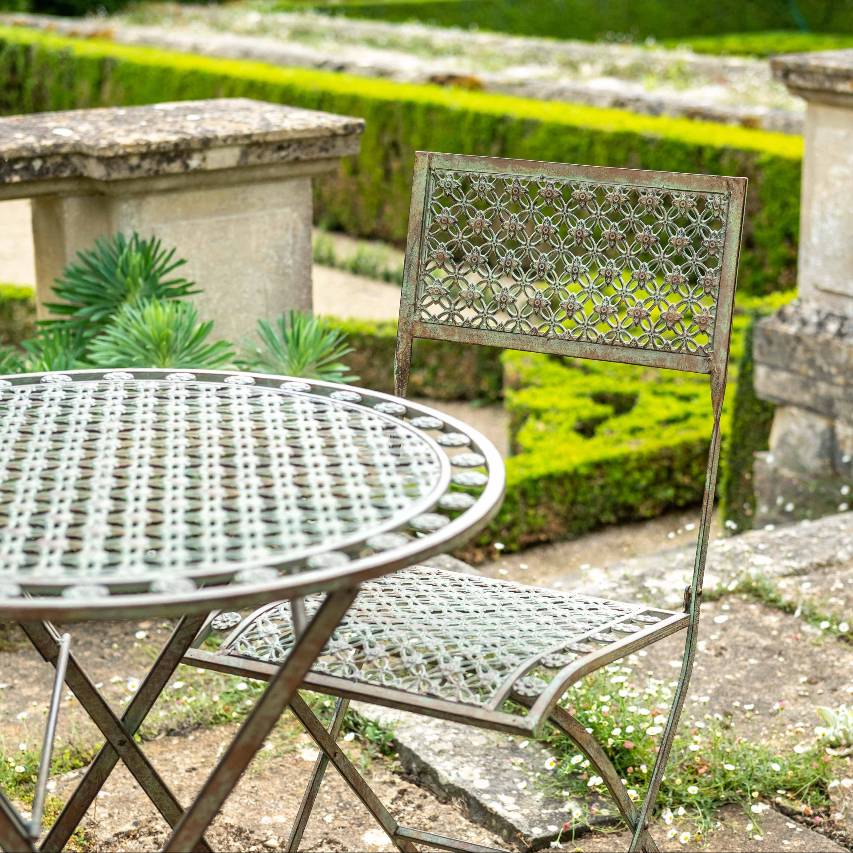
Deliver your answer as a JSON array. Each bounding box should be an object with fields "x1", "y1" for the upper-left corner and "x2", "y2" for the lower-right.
[
  {"x1": 292, "y1": 0, "x2": 853, "y2": 42},
  {"x1": 0, "y1": 282, "x2": 788, "y2": 551},
  {"x1": 0, "y1": 26, "x2": 802, "y2": 296}
]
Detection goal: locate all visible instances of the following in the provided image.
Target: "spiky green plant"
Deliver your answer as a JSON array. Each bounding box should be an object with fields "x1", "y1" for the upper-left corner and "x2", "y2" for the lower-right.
[
  {"x1": 88, "y1": 300, "x2": 235, "y2": 370},
  {"x1": 45, "y1": 233, "x2": 198, "y2": 336},
  {"x1": 0, "y1": 345, "x2": 24, "y2": 375},
  {"x1": 242, "y1": 311, "x2": 357, "y2": 383},
  {"x1": 21, "y1": 327, "x2": 89, "y2": 372}
]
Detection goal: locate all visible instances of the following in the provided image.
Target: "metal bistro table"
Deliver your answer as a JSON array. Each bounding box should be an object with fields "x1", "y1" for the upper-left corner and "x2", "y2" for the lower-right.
[{"x1": 0, "y1": 368, "x2": 504, "y2": 853}]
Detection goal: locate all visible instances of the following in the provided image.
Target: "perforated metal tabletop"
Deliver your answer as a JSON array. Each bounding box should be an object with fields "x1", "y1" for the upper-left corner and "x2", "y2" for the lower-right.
[{"x1": 0, "y1": 369, "x2": 504, "y2": 622}]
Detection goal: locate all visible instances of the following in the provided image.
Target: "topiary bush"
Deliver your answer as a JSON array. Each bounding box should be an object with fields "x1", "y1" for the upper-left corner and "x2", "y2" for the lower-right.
[
  {"x1": 0, "y1": 26, "x2": 802, "y2": 296},
  {"x1": 474, "y1": 291, "x2": 794, "y2": 554}
]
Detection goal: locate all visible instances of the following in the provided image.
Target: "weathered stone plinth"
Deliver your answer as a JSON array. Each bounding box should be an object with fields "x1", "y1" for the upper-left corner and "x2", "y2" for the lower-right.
[
  {"x1": 0, "y1": 98, "x2": 364, "y2": 342},
  {"x1": 754, "y1": 50, "x2": 853, "y2": 526}
]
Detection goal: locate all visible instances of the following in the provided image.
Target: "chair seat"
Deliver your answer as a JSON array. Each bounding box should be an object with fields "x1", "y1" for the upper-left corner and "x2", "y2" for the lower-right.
[{"x1": 211, "y1": 567, "x2": 687, "y2": 733}]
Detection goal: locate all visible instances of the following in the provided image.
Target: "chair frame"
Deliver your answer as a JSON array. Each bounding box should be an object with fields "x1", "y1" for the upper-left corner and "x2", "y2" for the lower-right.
[{"x1": 185, "y1": 152, "x2": 747, "y2": 853}]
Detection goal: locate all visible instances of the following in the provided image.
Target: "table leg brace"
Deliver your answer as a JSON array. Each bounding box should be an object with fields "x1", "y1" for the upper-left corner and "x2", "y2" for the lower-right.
[
  {"x1": 0, "y1": 788, "x2": 35, "y2": 853},
  {"x1": 165, "y1": 588, "x2": 359, "y2": 852},
  {"x1": 27, "y1": 616, "x2": 212, "y2": 853}
]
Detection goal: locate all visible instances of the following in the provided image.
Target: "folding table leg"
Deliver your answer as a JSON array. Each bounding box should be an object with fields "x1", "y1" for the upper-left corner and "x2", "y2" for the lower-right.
[
  {"x1": 286, "y1": 696, "x2": 350, "y2": 852},
  {"x1": 0, "y1": 789, "x2": 35, "y2": 853},
  {"x1": 164, "y1": 588, "x2": 360, "y2": 853},
  {"x1": 29, "y1": 615, "x2": 212, "y2": 853}
]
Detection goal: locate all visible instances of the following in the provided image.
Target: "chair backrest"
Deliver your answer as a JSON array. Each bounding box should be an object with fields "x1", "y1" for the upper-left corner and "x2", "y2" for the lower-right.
[
  {"x1": 395, "y1": 152, "x2": 746, "y2": 397},
  {"x1": 394, "y1": 152, "x2": 747, "y2": 605}
]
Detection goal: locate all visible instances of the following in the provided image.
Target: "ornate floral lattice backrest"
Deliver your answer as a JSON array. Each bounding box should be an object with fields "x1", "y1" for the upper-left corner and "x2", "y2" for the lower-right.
[{"x1": 400, "y1": 153, "x2": 746, "y2": 375}]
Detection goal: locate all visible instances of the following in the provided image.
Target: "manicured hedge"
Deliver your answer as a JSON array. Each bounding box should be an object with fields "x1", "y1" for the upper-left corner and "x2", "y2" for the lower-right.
[
  {"x1": 328, "y1": 317, "x2": 503, "y2": 401},
  {"x1": 0, "y1": 27, "x2": 802, "y2": 296},
  {"x1": 480, "y1": 292, "x2": 793, "y2": 552},
  {"x1": 668, "y1": 31, "x2": 853, "y2": 57},
  {"x1": 0, "y1": 281, "x2": 791, "y2": 550},
  {"x1": 298, "y1": 0, "x2": 853, "y2": 40},
  {"x1": 0, "y1": 283, "x2": 35, "y2": 344}
]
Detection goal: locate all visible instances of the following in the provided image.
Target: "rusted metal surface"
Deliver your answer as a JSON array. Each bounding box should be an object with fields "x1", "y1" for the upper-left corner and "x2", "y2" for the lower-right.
[
  {"x1": 187, "y1": 153, "x2": 746, "y2": 853},
  {"x1": 0, "y1": 795, "x2": 33, "y2": 853},
  {"x1": 20, "y1": 619, "x2": 214, "y2": 853},
  {"x1": 286, "y1": 696, "x2": 351, "y2": 852},
  {"x1": 219, "y1": 568, "x2": 685, "y2": 726},
  {"x1": 29, "y1": 631, "x2": 70, "y2": 841},
  {"x1": 165, "y1": 589, "x2": 360, "y2": 852},
  {"x1": 395, "y1": 153, "x2": 746, "y2": 393},
  {"x1": 40, "y1": 613, "x2": 209, "y2": 853},
  {"x1": 0, "y1": 369, "x2": 504, "y2": 623},
  {"x1": 288, "y1": 693, "x2": 417, "y2": 853}
]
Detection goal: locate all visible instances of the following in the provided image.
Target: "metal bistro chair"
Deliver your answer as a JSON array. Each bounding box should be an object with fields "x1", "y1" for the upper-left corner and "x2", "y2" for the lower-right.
[{"x1": 183, "y1": 153, "x2": 746, "y2": 853}]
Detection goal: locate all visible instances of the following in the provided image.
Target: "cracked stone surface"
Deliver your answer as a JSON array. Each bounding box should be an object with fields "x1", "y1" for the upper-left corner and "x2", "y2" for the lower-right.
[
  {"x1": 354, "y1": 704, "x2": 613, "y2": 849},
  {"x1": 0, "y1": 98, "x2": 363, "y2": 187},
  {"x1": 554, "y1": 511, "x2": 853, "y2": 608}
]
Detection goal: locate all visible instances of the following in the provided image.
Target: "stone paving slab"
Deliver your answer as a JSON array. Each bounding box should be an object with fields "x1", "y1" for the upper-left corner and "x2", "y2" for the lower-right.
[
  {"x1": 354, "y1": 704, "x2": 614, "y2": 850},
  {"x1": 774, "y1": 563, "x2": 853, "y2": 625},
  {"x1": 555, "y1": 511, "x2": 853, "y2": 608}
]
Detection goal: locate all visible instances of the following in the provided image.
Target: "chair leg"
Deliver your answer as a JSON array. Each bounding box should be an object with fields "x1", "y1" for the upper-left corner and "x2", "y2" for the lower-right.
[
  {"x1": 288, "y1": 693, "x2": 419, "y2": 853},
  {"x1": 547, "y1": 705, "x2": 659, "y2": 853},
  {"x1": 627, "y1": 620, "x2": 699, "y2": 853},
  {"x1": 165, "y1": 588, "x2": 359, "y2": 852},
  {"x1": 286, "y1": 696, "x2": 350, "y2": 852}
]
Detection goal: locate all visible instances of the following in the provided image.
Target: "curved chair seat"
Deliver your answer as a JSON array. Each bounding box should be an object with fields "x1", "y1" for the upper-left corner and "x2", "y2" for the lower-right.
[{"x1": 190, "y1": 567, "x2": 687, "y2": 735}]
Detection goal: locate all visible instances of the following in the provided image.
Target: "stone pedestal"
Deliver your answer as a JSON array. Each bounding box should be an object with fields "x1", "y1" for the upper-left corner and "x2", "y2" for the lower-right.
[
  {"x1": 753, "y1": 51, "x2": 853, "y2": 525},
  {"x1": 0, "y1": 99, "x2": 363, "y2": 343}
]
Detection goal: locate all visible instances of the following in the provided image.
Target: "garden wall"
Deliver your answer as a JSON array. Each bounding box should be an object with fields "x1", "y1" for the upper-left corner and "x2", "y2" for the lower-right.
[{"x1": 0, "y1": 26, "x2": 803, "y2": 296}]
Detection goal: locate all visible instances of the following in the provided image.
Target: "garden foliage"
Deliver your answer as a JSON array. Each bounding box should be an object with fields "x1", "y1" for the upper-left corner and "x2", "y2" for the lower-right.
[
  {"x1": 0, "y1": 234, "x2": 357, "y2": 378},
  {"x1": 289, "y1": 0, "x2": 853, "y2": 41},
  {"x1": 0, "y1": 26, "x2": 802, "y2": 297},
  {"x1": 0, "y1": 276, "x2": 790, "y2": 547}
]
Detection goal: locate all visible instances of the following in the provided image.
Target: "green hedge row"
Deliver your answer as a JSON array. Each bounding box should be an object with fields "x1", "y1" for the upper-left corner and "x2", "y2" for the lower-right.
[
  {"x1": 0, "y1": 281, "x2": 790, "y2": 551},
  {"x1": 298, "y1": 0, "x2": 853, "y2": 40},
  {"x1": 0, "y1": 283, "x2": 35, "y2": 344},
  {"x1": 482, "y1": 291, "x2": 792, "y2": 552},
  {"x1": 669, "y1": 30, "x2": 853, "y2": 57},
  {"x1": 327, "y1": 317, "x2": 503, "y2": 402},
  {"x1": 0, "y1": 27, "x2": 802, "y2": 296}
]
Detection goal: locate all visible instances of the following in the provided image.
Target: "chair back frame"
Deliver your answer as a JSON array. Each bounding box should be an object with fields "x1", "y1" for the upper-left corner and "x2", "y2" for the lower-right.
[{"x1": 393, "y1": 152, "x2": 747, "y2": 851}]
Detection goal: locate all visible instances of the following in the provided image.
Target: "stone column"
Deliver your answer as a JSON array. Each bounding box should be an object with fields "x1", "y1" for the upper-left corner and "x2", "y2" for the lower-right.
[
  {"x1": 0, "y1": 99, "x2": 363, "y2": 343},
  {"x1": 753, "y1": 51, "x2": 853, "y2": 525}
]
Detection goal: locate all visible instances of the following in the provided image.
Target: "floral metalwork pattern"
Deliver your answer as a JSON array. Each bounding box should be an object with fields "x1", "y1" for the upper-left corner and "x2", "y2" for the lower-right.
[
  {"x1": 414, "y1": 169, "x2": 730, "y2": 357},
  {"x1": 0, "y1": 371, "x2": 503, "y2": 604},
  {"x1": 222, "y1": 567, "x2": 674, "y2": 709}
]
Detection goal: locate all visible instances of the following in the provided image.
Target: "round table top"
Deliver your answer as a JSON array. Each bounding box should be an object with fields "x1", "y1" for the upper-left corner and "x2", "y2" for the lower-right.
[{"x1": 0, "y1": 369, "x2": 504, "y2": 622}]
